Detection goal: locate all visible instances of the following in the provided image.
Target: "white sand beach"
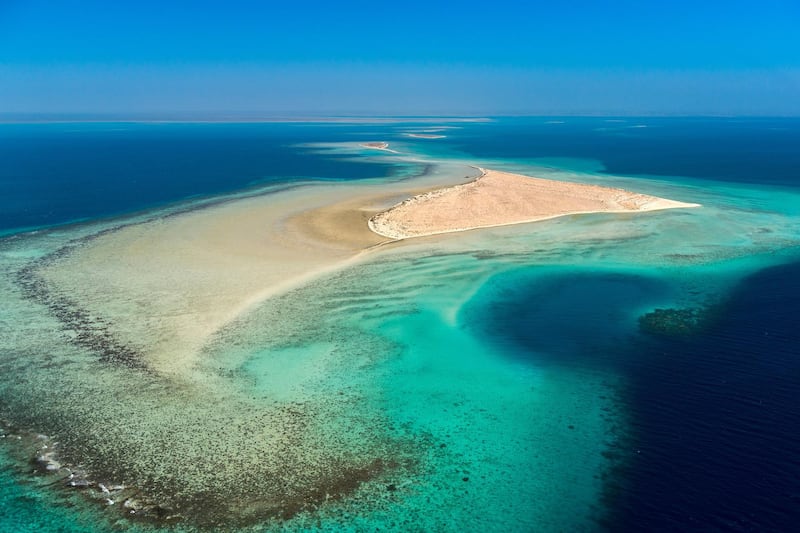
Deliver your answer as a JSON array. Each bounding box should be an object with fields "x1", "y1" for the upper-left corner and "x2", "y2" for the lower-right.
[{"x1": 369, "y1": 168, "x2": 700, "y2": 239}]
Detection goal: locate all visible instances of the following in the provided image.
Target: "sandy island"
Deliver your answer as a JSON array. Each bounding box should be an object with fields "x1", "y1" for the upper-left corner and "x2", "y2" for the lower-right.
[
  {"x1": 369, "y1": 168, "x2": 700, "y2": 239},
  {"x1": 360, "y1": 141, "x2": 389, "y2": 149},
  {"x1": 359, "y1": 141, "x2": 400, "y2": 153}
]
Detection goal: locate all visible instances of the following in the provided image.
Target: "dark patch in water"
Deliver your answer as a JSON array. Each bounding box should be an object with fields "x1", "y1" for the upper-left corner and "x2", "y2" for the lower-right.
[
  {"x1": 638, "y1": 304, "x2": 722, "y2": 337},
  {"x1": 611, "y1": 261, "x2": 800, "y2": 530},
  {"x1": 15, "y1": 241, "x2": 150, "y2": 371},
  {"x1": 463, "y1": 270, "x2": 671, "y2": 369},
  {"x1": 464, "y1": 262, "x2": 800, "y2": 529}
]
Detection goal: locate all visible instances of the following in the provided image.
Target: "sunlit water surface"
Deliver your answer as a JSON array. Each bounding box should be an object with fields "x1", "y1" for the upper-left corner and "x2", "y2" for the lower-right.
[{"x1": 1, "y1": 119, "x2": 799, "y2": 531}]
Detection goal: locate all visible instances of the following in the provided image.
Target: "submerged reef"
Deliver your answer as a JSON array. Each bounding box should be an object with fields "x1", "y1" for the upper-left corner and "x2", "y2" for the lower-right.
[
  {"x1": 638, "y1": 305, "x2": 721, "y2": 337},
  {"x1": 1, "y1": 237, "x2": 421, "y2": 529}
]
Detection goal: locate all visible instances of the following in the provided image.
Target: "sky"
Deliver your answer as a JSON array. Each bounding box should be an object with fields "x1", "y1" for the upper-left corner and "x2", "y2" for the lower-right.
[{"x1": 1, "y1": 0, "x2": 799, "y2": 116}]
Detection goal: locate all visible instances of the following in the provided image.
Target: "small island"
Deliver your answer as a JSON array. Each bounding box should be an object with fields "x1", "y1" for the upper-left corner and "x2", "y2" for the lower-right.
[
  {"x1": 369, "y1": 168, "x2": 700, "y2": 239},
  {"x1": 360, "y1": 141, "x2": 390, "y2": 149}
]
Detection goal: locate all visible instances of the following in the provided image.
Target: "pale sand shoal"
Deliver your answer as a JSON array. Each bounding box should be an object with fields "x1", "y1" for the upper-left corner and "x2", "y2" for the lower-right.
[
  {"x1": 39, "y1": 186, "x2": 378, "y2": 377},
  {"x1": 368, "y1": 168, "x2": 701, "y2": 240},
  {"x1": 404, "y1": 133, "x2": 446, "y2": 139},
  {"x1": 38, "y1": 166, "x2": 479, "y2": 378}
]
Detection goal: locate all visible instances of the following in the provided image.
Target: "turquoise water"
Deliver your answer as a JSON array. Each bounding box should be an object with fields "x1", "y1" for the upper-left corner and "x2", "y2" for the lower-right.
[
  {"x1": 196, "y1": 248, "x2": 623, "y2": 531},
  {"x1": 1, "y1": 119, "x2": 799, "y2": 531}
]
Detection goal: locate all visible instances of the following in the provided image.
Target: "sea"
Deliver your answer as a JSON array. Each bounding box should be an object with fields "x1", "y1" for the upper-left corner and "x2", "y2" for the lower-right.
[{"x1": 0, "y1": 117, "x2": 798, "y2": 531}]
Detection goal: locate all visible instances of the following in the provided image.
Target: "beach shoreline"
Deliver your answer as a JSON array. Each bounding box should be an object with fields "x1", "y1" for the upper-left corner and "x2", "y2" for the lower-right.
[
  {"x1": 368, "y1": 168, "x2": 701, "y2": 240},
  {"x1": 359, "y1": 141, "x2": 400, "y2": 153}
]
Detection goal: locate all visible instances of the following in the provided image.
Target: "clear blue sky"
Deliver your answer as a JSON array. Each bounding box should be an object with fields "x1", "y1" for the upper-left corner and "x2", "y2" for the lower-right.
[{"x1": 1, "y1": 0, "x2": 798, "y2": 116}]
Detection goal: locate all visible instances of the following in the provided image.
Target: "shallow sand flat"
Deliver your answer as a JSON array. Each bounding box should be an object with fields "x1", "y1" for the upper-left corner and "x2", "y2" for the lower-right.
[
  {"x1": 36, "y1": 165, "x2": 479, "y2": 378},
  {"x1": 37, "y1": 185, "x2": 371, "y2": 377},
  {"x1": 369, "y1": 168, "x2": 701, "y2": 239},
  {"x1": 404, "y1": 133, "x2": 446, "y2": 139}
]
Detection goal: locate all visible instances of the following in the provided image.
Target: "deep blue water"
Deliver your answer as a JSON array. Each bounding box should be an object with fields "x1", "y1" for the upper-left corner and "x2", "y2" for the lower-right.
[
  {"x1": 4, "y1": 118, "x2": 799, "y2": 235},
  {"x1": 462, "y1": 270, "x2": 672, "y2": 369},
  {"x1": 444, "y1": 117, "x2": 800, "y2": 187},
  {"x1": 0, "y1": 122, "x2": 401, "y2": 233},
  {"x1": 464, "y1": 263, "x2": 800, "y2": 530},
  {"x1": 617, "y1": 261, "x2": 800, "y2": 531}
]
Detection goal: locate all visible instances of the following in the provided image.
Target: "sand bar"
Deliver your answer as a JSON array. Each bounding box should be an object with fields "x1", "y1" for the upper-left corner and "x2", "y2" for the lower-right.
[
  {"x1": 404, "y1": 133, "x2": 446, "y2": 139},
  {"x1": 37, "y1": 184, "x2": 385, "y2": 377},
  {"x1": 36, "y1": 163, "x2": 479, "y2": 377},
  {"x1": 369, "y1": 168, "x2": 700, "y2": 239},
  {"x1": 359, "y1": 141, "x2": 400, "y2": 153}
]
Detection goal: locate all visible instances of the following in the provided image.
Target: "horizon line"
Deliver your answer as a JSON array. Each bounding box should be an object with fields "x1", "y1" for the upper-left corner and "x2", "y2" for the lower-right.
[{"x1": 2, "y1": 112, "x2": 800, "y2": 124}]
